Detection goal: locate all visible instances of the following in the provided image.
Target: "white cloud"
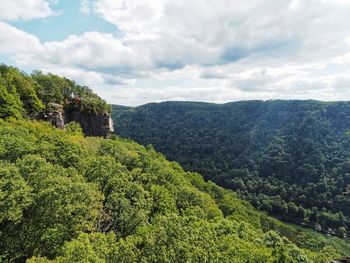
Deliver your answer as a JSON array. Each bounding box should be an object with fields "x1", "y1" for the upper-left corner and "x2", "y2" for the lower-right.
[
  {"x1": 42, "y1": 32, "x2": 152, "y2": 72},
  {"x1": 0, "y1": 22, "x2": 41, "y2": 61},
  {"x1": 93, "y1": 0, "x2": 165, "y2": 34},
  {"x1": 86, "y1": 0, "x2": 350, "y2": 67},
  {"x1": 1, "y1": 0, "x2": 350, "y2": 105},
  {"x1": 0, "y1": 0, "x2": 57, "y2": 21},
  {"x1": 80, "y1": 0, "x2": 92, "y2": 13}
]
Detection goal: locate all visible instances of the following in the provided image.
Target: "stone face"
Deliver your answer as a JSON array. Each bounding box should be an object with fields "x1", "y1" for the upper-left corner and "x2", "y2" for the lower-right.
[
  {"x1": 330, "y1": 257, "x2": 350, "y2": 263},
  {"x1": 46, "y1": 103, "x2": 65, "y2": 130},
  {"x1": 42, "y1": 102, "x2": 113, "y2": 137},
  {"x1": 64, "y1": 110, "x2": 114, "y2": 137}
]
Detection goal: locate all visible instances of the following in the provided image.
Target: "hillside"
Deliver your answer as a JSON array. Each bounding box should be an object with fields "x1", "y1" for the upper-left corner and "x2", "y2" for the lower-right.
[
  {"x1": 0, "y1": 66, "x2": 349, "y2": 261},
  {"x1": 1, "y1": 118, "x2": 350, "y2": 262},
  {"x1": 0, "y1": 64, "x2": 112, "y2": 136},
  {"x1": 112, "y1": 100, "x2": 350, "y2": 235}
]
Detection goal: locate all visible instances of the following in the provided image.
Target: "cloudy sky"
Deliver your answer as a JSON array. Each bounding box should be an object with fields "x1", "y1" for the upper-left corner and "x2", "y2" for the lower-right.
[{"x1": 1, "y1": 0, "x2": 350, "y2": 105}]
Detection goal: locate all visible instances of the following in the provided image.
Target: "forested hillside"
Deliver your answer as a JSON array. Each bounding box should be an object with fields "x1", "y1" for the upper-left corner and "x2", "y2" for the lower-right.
[
  {"x1": 1, "y1": 65, "x2": 349, "y2": 262},
  {"x1": 0, "y1": 64, "x2": 110, "y2": 117},
  {"x1": 1, "y1": 119, "x2": 349, "y2": 262},
  {"x1": 113, "y1": 101, "x2": 350, "y2": 236},
  {"x1": 0, "y1": 64, "x2": 112, "y2": 136}
]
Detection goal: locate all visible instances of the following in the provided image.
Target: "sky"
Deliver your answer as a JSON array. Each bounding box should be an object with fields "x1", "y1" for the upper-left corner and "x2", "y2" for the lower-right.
[{"x1": 0, "y1": 0, "x2": 350, "y2": 106}]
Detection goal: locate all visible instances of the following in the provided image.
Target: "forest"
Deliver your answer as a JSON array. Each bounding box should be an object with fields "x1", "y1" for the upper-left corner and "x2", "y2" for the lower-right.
[
  {"x1": 2, "y1": 118, "x2": 349, "y2": 262},
  {"x1": 113, "y1": 101, "x2": 350, "y2": 236},
  {"x1": 0, "y1": 64, "x2": 110, "y2": 120},
  {"x1": 1, "y1": 64, "x2": 349, "y2": 262}
]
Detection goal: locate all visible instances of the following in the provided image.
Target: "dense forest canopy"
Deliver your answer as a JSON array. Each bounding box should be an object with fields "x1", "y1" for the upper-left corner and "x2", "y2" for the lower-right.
[
  {"x1": 0, "y1": 64, "x2": 110, "y2": 119},
  {"x1": 1, "y1": 118, "x2": 349, "y2": 262},
  {"x1": 112, "y1": 100, "x2": 350, "y2": 235},
  {"x1": 1, "y1": 64, "x2": 350, "y2": 261}
]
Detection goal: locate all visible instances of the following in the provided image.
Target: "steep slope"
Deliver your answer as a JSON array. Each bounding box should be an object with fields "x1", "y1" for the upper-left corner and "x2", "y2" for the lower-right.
[
  {"x1": 0, "y1": 118, "x2": 349, "y2": 262},
  {"x1": 0, "y1": 64, "x2": 113, "y2": 136},
  {"x1": 1, "y1": 65, "x2": 349, "y2": 261},
  {"x1": 112, "y1": 100, "x2": 350, "y2": 235}
]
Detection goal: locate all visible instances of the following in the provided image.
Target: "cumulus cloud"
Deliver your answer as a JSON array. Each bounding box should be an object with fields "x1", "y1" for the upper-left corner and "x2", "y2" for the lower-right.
[
  {"x1": 42, "y1": 32, "x2": 152, "y2": 73},
  {"x1": 1, "y1": 0, "x2": 350, "y2": 105},
  {"x1": 0, "y1": 22, "x2": 42, "y2": 61},
  {"x1": 0, "y1": 0, "x2": 57, "y2": 21},
  {"x1": 90, "y1": 0, "x2": 350, "y2": 66}
]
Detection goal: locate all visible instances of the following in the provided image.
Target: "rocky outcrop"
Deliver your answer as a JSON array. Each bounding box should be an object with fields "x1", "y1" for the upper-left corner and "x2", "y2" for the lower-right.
[
  {"x1": 44, "y1": 103, "x2": 114, "y2": 137},
  {"x1": 45, "y1": 103, "x2": 65, "y2": 130},
  {"x1": 64, "y1": 110, "x2": 114, "y2": 137},
  {"x1": 330, "y1": 257, "x2": 350, "y2": 263}
]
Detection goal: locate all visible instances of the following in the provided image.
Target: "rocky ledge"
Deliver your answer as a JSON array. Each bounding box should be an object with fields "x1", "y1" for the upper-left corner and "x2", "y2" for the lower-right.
[{"x1": 44, "y1": 102, "x2": 114, "y2": 137}]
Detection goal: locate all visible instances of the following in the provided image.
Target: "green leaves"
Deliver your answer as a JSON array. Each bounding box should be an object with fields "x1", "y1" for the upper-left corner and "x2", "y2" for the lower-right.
[
  {"x1": 263, "y1": 231, "x2": 310, "y2": 263},
  {"x1": 0, "y1": 64, "x2": 110, "y2": 127},
  {"x1": 0, "y1": 65, "x2": 44, "y2": 116},
  {"x1": 0, "y1": 162, "x2": 32, "y2": 223},
  {"x1": 0, "y1": 84, "x2": 23, "y2": 118},
  {"x1": 0, "y1": 118, "x2": 348, "y2": 261},
  {"x1": 112, "y1": 100, "x2": 350, "y2": 234},
  {"x1": 0, "y1": 154, "x2": 103, "y2": 260},
  {"x1": 31, "y1": 71, "x2": 110, "y2": 114}
]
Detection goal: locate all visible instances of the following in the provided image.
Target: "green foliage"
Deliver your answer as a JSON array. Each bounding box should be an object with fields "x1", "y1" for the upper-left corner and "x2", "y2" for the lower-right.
[
  {"x1": 0, "y1": 118, "x2": 348, "y2": 261},
  {"x1": 1, "y1": 154, "x2": 102, "y2": 260},
  {"x1": 64, "y1": 121, "x2": 83, "y2": 136},
  {"x1": 27, "y1": 232, "x2": 119, "y2": 263},
  {"x1": 0, "y1": 64, "x2": 44, "y2": 116},
  {"x1": 0, "y1": 84, "x2": 23, "y2": 118},
  {"x1": 1, "y1": 65, "x2": 347, "y2": 261},
  {"x1": 0, "y1": 162, "x2": 32, "y2": 223},
  {"x1": 31, "y1": 70, "x2": 110, "y2": 114},
  {"x1": 31, "y1": 71, "x2": 67, "y2": 105},
  {"x1": 0, "y1": 64, "x2": 110, "y2": 122},
  {"x1": 112, "y1": 100, "x2": 350, "y2": 233},
  {"x1": 262, "y1": 231, "x2": 310, "y2": 262}
]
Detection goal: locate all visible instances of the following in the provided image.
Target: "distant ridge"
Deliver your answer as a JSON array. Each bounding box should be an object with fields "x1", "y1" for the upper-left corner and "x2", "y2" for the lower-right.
[{"x1": 112, "y1": 100, "x2": 350, "y2": 235}]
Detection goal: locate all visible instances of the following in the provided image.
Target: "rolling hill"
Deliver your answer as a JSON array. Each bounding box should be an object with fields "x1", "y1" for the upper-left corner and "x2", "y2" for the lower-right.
[
  {"x1": 112, "y1": 100, "x2": 350, "y2": 236},
  {"x1": 1, "y1": 64, "x2": 349, "y2": 261}
]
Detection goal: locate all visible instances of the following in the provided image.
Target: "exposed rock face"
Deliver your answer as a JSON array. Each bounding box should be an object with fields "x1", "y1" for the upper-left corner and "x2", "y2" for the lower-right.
[
  {"x1": 43, "y1": 103, "x2": 113, "y2": 137},
  {"x1": 64, "y1": 110, "x2": 114, "y2": 137},
  {"x1": 330, "y1": 257, "x2": 350, "y2": 263},
  {"x1": 46, "y1": 103, "x2": 65, "y2": 130}
]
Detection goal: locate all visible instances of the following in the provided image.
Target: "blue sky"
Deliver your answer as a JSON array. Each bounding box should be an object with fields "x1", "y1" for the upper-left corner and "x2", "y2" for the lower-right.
[
  {"x1": 0, "y1": 0, "x2": 350, "y2": 105},
  {"x1": 10, "y1": 0, "x2": 118, "y2": 42}
]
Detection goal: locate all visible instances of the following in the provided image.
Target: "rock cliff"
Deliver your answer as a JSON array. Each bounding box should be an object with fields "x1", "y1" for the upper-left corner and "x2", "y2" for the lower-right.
[
  {"x1": 65, "y1": 110, "x2": 114, "y2": 137},
  {"x1": 330, "y1": 257, "x2": 350, "y2": 263},
  {"x1": 45, "y1": 103, "x2": 65, "y2": 130},
  {"x1": 44, "y1": 102, "x2": 114, "y2": 137}
]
